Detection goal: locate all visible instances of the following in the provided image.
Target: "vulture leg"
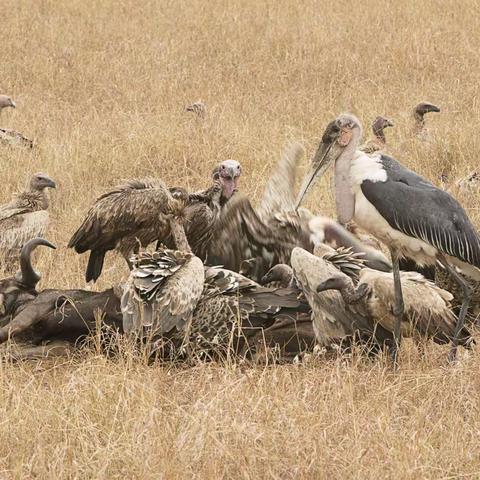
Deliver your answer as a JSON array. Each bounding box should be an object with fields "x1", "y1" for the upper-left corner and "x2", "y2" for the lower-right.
[
  {"x1": 438, "y1": 258, "x2": 473, "y2": 362},
  {"x1": 389, "y1": 248, "x2": 405, "y2": 367}
]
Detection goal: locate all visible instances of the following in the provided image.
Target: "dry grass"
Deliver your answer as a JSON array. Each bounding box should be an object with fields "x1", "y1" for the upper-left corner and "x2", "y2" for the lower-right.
[{"x1": 1, "y1": 0, "x2": 480, "y2": 477}]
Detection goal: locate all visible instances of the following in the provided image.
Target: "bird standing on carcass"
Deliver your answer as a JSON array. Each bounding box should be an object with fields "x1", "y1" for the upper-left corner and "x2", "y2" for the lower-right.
[
  {"x1": 121, "y1": 247, "x2": 309, "y2": 362},
  {"x1": 296, "y1": 113, "x2": 479, "y2": 362},
  {"x1": 0, "y1": 173, "x2": 56, "y2": 272}
]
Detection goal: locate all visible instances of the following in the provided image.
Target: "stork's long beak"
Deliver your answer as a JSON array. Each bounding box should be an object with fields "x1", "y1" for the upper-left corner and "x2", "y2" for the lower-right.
[{"x1": 295, "y1": 141, "x2": 334, "y2": 210}]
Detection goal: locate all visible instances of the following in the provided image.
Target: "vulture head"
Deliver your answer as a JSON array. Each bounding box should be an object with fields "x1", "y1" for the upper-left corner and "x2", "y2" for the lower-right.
[
  {"x1": 213, "y1": 159, "x2": 242, "y2": 200},
  {"x1": 0, "y1": 238, "x2": 56, "y2": 318},
  {"x1": 0, "y1": 95, "x2": 16, "y2": 111},
  {"x1": 260, "y1": 264, "x2": 294, "y2": 287},
  {"x1": 296, "y1": 114, "x2": 363, "y2": 209},
  {"x1": 413, "y1": 102, "x2": 440, "y2": 123},
  {"x1": 29, "y1": 173, "x2": 56, "y2": 192},
  {"x1": 372, "y1": 116, "x2": 394, "y2": 142},
  {"x1": 316, "y1": 275, "x2": 351, "y2": 293}
]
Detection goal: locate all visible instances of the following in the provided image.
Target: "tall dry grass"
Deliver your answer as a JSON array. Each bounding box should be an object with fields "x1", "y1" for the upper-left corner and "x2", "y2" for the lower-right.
[{"x1": 1, "y1": 0, "x2": 480, "y2": 477}]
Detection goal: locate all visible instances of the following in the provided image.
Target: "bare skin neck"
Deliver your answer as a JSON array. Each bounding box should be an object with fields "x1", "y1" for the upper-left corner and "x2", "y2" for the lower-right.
[{"x1": 335, "y1": 127, "x2": 362, "y2": 225}]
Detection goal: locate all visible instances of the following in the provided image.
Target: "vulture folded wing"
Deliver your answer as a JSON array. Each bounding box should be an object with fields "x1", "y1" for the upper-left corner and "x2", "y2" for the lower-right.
[
  {"x1": 257, "y1": 142, "x2": 304, "y2": 221},
  {"x1": 69, "y1": 179, "x2": 184, "y2": 254},
  {"x1": 0, "y1": 211, "x2": 49, "y2": 254},
  {"x1": 121, "y1": 249, "x2": 205, "y2": 335}
]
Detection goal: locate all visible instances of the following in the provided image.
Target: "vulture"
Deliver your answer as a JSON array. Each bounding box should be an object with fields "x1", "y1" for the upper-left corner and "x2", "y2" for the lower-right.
[
  {"x1": 412, "y1": 101, "x2": 440, "y2": 140},
  {"x1": 68, "y1": 178, "x2": 190, "y2": 282},
  {"x1": 69, "y1": 160, "x2": 242, "y2": 282},
  {"x1": 0, "y1": 173, "x2": 56, "y2": 272},
  {"x1": 186, "y1": 101, "x2": 206, "y2": 118},
  {"x1": 316, "y1": 268, "x2": 472, "y2": 346},
  {"x1": 0, "y1": 94, "x2": 33, "y2": 148},
  {"x1": 121, "y1": 247, "x2": 309, "y2": 361},
  {"x1": 360, "y1": 116, "x2": 394, "y2": 154},
  {"x1": 207, "y1": 143, "x2": 314, "y2": 280}
]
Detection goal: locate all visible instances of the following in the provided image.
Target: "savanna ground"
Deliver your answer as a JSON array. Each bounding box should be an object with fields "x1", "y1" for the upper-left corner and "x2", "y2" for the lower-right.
[{"x1": 1, "y1": 0, "x2": 480, "y2": 477}]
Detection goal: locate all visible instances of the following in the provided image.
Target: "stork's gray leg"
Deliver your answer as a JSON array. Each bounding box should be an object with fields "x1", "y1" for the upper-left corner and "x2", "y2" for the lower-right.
[
  {"x1": 389, "y1": 248, "x2": 404, "y2": 366},
  {"x1": 438, "y1": 259, "x2": 473, "y2": 362}
]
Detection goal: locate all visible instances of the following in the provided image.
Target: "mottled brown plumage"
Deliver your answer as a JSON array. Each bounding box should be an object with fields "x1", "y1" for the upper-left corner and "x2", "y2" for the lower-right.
[
  {"x1": 0, "y1": 128, "x2": 33, "y2": 148},
  {"x1": 317, "y1": 268, "x2": 472, "y2": 346},
  {"x1": 291, "y1": 247, "x2": 394, "y2": 350},
  {"x1": 0, "y1": 173, "x2": 56, "y2": 271},
  {"x1": 68, "y1": 178, "x2": 188, "y2": 282},
  {"x1": 122, "y1": 247, "x2": 309, "y2": 360},
  {"x1": 207, "y1": 144, "x2": 313, "y2": 281}
]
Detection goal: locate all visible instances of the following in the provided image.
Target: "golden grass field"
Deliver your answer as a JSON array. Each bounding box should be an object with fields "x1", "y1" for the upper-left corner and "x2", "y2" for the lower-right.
[{"x1": 1, "y1": 0, "x2": 480, "y2": 477}]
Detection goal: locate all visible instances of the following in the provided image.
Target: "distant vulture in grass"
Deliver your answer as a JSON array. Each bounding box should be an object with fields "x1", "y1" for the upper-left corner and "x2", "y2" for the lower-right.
[
  {"x1": 185, "y1": 100, "x2": 206, "y2": 118},
  {"x1": 360, "y1": 116, "x2": 394, "y2": 154},
  {"x1": 0, "y1": 94, "x2": 33, "y2": 148},
  {"x1": 413, "y1": 101, "x2": 440, "y2": 140},
  {"x1": 0, "y1": 173, "x2": 56, "y2": 272},
  {"x1": 121, "y1": 247, "x2": 309, "y2": 360}
]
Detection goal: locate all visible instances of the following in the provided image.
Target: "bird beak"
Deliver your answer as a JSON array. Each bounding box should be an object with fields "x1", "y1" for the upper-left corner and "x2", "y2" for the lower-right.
[
  {"x1": 295, "y1": 141, "x2": 334, "y2": 210},
  {"x1": 386, "y1": 119, "x2": 394, "y2": 128},
  {"x1": 46, "y1": 178, "x2": 56, "y2": 189},
  {"x1": 316, "y1": 280, "x2": 330, "y2": 293},
  {"x1": 259, "y1": 275, "x2": 269, "y2": 285},
  {"x1": 10, "y1": 100, "x2": 16, "y2": 109},
  {"x1": 426, "y1": 104, "x2": 440, "y2": 113}
]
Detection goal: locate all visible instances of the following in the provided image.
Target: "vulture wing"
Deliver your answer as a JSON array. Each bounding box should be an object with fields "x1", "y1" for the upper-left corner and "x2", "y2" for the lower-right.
[
  {"x1": 0, "y1": 211, "x2": 49, "y2": 260},
  {"x1": 121, "y1": 248, "x2": 205, "y2": 336},
  {"x1": 291, "y1": 247, "x2": 393, "y2": 347},
  {"x1": 257, "y1": 142, "x2": 304, "y2": 220}
]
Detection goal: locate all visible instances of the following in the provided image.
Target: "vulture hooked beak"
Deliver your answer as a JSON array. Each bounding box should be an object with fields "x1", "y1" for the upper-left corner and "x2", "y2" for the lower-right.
[
  {"x1": 316, "y1": 276, "x2": 346, "y2": 294},
  {"x1": 15, "y1": 238, "x2": 56, "y2": 289}
]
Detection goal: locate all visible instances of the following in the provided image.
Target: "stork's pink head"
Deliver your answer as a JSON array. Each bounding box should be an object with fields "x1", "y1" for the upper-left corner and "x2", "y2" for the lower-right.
[{"x1": 213, "y1": 159, "x2": 242, "y2": 199}]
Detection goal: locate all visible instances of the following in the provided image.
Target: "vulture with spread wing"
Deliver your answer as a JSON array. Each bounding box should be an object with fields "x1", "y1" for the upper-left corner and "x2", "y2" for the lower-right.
[{"x1": 0, "y1": 173, "x2": 56, "y2": 272}]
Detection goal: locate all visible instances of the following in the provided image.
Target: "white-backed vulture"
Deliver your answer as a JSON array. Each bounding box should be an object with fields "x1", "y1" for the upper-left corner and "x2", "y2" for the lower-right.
[
  {"x1": 290, "y1": 246, "x2": 394, "y2": 351},
  {"x1": 207, "y1": 143, "x2": 314, "y2": 280},
  {"x1": 0, "y1": 173, "x2": 56, "y2": 272},
  {"x1": 316, "y1": 268, "x2": 472, "y2": 346},
  {"x1": 360, "y1": 116, "x2": 394, "y2": 154},
  {"x1": 186, "y1": 101, "x2": 206, "y2": 118}
]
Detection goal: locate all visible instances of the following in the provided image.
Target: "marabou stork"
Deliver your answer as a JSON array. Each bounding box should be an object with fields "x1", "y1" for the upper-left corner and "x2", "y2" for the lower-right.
[{"x1": 296, "y1": 113, "x2": 480, "y2": 362}]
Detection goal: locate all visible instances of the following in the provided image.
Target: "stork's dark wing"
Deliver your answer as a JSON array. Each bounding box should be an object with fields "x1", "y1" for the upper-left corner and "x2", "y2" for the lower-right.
[{"x1": 361, "y1": 155, "x2": 480, "y2": 267}]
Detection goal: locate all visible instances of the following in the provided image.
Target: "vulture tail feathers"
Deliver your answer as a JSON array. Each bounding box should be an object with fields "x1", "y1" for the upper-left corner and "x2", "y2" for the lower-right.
[{"x1": 86, "y1": 250, "x2": 106, "y2": 283}]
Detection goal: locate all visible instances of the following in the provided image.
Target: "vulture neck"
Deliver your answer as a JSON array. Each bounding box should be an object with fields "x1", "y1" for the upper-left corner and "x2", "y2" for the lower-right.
[
  {"x1": 334, "y1": 128, "x2": 361, "y2": 225},
  {"x1": 21, "y1": 188, "x2": 50, "y2": 210},
  {"x1": 169, "y1": 218, "x2": 192, "y2": 253},
  {"x1": 372, "y1": 127, "x2": 386, "y2": 145},
  {"x1": 413, "y1": 114, "x2": 425, "y2": 135}
]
